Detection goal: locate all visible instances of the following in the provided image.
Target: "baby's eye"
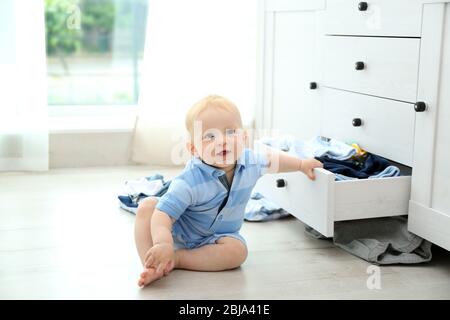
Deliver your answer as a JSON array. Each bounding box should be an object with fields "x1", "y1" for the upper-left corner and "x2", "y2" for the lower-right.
[
  {"x1": 225, "y1": 129, "x2": 236, "y2": 135},
  {"x1": 203, "y1": 132, "x2": 215, "y2": 140}
]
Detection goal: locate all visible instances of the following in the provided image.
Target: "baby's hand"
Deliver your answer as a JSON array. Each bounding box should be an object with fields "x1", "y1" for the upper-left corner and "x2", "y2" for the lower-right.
[
  {"x1": 300, "y1": 158, "x2": 323, "y2": 180},
  {"x1": 144, "y1": 242, "x2": 176, "y2": 275}
]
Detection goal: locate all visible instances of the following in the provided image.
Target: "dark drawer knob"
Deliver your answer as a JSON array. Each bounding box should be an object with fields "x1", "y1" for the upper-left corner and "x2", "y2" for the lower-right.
[
  {"x1": 352, "y1": 118, "x2": 362, "y2": 127},
  {"x1": 414, "y1": 101, "x2": 427, "y2": 112},
  {"x1": 276, "y1": 179, "x2": 286, "y2": 188},
  {"x1": 355, "y1": 61, "x2": 365, "y2": 70},
  {"x1": 310, "y1": 82, "x2": 317, "y2": 90},
  {"x1": 358, "y1": 2, "x2": 368, "y2": 11}
]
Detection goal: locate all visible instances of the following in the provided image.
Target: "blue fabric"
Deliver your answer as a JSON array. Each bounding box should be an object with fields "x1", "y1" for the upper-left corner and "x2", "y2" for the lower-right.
[
  {"x1": 156, "y1": 148, "x2": 270, "y2": 248},
  {"x1": 261, "y1": 135, "x2": 356, "y2": 161},
  {"x1": 118, "y1": 174, "x2": 171, "y2": 214},
  {"x1": 368, "y1": 165, "x2": 400, "y2": 179},
  {"x1": 146, "y1": 174, "x2": 163, "y2": 181},
  {"x1": 316, "y1": 154, "x2": 400, "y2": 180},
  {"x1": 334, "y1": 166, "x2": 400, "y2": 181},
  {"x1": 244, "y1": 192, "x2": 290, "y2": 222}
]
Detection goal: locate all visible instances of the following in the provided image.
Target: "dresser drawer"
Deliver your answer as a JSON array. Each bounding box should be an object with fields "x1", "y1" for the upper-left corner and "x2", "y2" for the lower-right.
[
  {"x1": 324, "y1": 0, "x2": 423, "y2": 37},
  {"x1": 322, "y1": 36, "x2": 420, "y2": 102},
  {"x1": 253, "y1": 169, "x2": 411, "y2": 237},
  {"x1": 321, "y1": 88, "x2": 415, "y2": 166}
]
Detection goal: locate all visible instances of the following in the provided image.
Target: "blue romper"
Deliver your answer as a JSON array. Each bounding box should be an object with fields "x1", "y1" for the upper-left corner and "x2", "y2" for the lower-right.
[{"x1": 156, "y1": 148, "x2": 269, "y2": 249}]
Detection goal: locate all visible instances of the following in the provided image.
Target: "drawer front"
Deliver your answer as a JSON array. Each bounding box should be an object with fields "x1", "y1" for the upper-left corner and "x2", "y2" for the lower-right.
[
  {"x1": 322, "y1": 36, "x2": 420, "y2": 102},
  {"x1": 253, "y1": 169, "x2": 336, "y2": 237},
  {"x1": 253, "y1": 167, "x2": 411, "y2": 238},
  {"x1": 324, "y1": 0, "x2": 423, "y2": 37},
  {"x1": 321, "y1": 88, "x2": 415, "y2": 166}
]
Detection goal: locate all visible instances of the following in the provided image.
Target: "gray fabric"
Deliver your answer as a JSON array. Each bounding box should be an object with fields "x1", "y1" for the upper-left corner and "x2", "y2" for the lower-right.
[{"x1": 305, "y1": 216, "x2": 432, "y2": 265}]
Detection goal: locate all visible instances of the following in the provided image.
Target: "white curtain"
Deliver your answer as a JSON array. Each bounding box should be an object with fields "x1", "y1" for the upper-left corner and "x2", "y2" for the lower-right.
[
  {"x1": 131, "y1": 0, "x2": 257, "y2": 166},
  {"x1": 0, "y1": 0, "x2": 48, "y2": 171}
]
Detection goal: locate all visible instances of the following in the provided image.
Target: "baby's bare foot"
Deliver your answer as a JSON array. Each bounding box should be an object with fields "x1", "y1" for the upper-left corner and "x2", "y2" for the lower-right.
[{"x1": 138, "y1": 267, "x2": 163, "y2": 287}]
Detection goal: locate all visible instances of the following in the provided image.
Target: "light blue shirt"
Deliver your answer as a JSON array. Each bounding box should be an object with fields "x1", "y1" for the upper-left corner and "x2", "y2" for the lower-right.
[{"x1": 156, "y1": 148, "x2": 269, "y2": 246}]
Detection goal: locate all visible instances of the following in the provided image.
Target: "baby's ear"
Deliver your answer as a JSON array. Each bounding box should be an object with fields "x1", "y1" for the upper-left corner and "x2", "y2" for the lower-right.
[{"x1": 185, "y1": 141, "x2": 196, "y2": 156}]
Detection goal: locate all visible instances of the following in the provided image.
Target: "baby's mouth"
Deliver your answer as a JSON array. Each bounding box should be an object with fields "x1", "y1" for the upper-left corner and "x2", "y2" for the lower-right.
[{"x1": 216, "y1": 150, "x2": 231, "y2": 157}]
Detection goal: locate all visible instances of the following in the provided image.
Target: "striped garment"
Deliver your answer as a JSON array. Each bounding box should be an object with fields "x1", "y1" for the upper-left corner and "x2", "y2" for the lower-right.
[{"x1": 156, "y1": 148, "x2": 269, "y2": 249}]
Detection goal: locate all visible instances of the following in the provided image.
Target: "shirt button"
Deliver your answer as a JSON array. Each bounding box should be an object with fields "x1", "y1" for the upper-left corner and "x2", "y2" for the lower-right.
[{"x1": 218, "y1": 216, "x2": 223, "y2": 221}]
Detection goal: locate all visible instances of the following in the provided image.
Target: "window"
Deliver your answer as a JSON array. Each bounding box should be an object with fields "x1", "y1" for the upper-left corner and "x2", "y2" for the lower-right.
[{"x1": 45, "y1": 0, "x2": 148, "y2": 106}]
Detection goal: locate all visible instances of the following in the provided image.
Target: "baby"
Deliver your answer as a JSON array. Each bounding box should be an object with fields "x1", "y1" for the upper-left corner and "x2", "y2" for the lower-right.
[{"x1": 135, "y1": 95, "x2": 323, "y2": 287}]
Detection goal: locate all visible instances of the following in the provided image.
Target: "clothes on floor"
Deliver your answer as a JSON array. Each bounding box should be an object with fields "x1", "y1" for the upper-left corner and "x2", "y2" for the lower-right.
[
  {"x1": 118, "y1": 174, "x2": 171, "y2": 214},
  {"x1": 244, "y1": 192, "x2": 291, "y2": 222},
  {"x1": 305, "y1": 216, "x2": 432, "y2": 265},
  {"x1": 315, "y1": 153, "x2": 401, "y2": 181},
  {"x1": 126, "y1": 174, "x2": 165, "y2": 195}
]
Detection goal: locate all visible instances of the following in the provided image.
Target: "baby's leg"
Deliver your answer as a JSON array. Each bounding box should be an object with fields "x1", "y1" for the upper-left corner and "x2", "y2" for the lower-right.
[
  {"x1": 175, "y1": 236, "x2": 248, "y2": 271},
  {"x1": 135, "y1": 197, "x2": 167, "y2": 286},
  {"x1": 134, "y1": 197, "x2": 158, "y2": 264}
]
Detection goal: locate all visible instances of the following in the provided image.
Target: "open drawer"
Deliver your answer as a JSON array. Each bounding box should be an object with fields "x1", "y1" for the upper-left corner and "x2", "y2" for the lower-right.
[{"x1": 253, "y1": 167, "x2": 411, "y2": 237}]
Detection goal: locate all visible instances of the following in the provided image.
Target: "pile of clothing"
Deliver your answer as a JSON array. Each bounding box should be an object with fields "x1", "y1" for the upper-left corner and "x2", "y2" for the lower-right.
[
  {"x1": 244, "y1": 192, "x2": 290, "y2": 221},
  {"x1": 305, "y1": 217, "x2": 432, "y2": 265},
  {"x1": 260, "y1": 135, "x2": 401, "y2": 181},
  {"x1": 118, "y1": 174, "x2": 171, "y2": 214}
]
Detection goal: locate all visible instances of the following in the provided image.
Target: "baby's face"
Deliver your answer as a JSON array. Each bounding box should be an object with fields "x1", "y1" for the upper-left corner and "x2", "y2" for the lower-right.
[{"x1": 191, "y1": 107, "x2": 246, "y2": 169}]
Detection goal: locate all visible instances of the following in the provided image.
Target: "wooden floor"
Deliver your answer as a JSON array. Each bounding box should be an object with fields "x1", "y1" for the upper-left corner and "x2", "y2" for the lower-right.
[{"x1": 1, "y1": 166, "x2": 449, "y2": 300}]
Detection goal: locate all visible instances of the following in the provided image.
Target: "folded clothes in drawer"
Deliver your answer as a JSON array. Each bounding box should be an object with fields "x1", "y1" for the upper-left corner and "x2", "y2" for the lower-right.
[{"x1": 316, "y1": 153, "x2": 401, "y2": 181}]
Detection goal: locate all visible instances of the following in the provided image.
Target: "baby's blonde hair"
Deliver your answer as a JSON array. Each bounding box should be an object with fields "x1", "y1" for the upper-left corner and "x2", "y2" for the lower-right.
[{"x1": 185, "y1": 95, "x2": 243, "y2": 139}]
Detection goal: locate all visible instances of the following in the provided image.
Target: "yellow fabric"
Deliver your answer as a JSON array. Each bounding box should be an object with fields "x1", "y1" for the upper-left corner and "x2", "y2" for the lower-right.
[{"x1": 351, "y1": 143, "x2": 367, "y2": 157}]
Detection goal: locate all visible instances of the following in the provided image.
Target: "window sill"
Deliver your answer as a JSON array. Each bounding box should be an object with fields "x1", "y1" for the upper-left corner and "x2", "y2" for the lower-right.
[
  {"x1": 49, "y1": 105, "x2": 137, "y2": 134},
  {"x1": 49, "y1": 115, "x2": 136, "y2": 134}
]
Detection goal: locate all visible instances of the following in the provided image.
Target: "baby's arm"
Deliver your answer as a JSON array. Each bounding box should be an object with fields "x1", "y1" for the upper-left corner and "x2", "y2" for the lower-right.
[
  {"x1": 145, "y1": 209, "x2": 176, "y2": 274},
  {"x1": 262, "y1": 146, "x2": 323, "y2": 180}
]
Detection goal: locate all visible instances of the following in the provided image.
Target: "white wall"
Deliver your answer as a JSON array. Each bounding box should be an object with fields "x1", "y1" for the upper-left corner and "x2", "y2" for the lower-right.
[{"x1": 49, "y1": 132, "x2": 133, "y2": 168}]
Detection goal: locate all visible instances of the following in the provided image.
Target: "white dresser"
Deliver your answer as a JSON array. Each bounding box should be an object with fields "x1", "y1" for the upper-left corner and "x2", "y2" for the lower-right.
[{"x1": 254, "y1": 0, "x2": 450, "y2": 251}]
